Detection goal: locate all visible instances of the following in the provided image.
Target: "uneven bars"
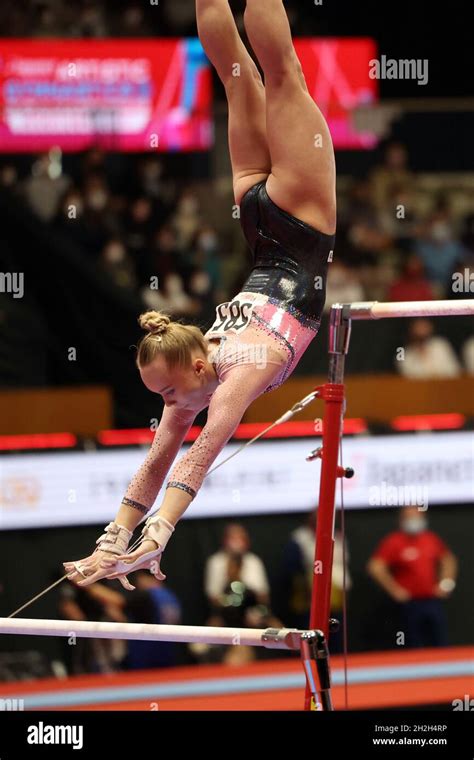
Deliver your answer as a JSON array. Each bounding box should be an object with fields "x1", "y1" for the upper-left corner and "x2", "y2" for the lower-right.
[
  {"x1": 345, "y1": 299, "x2": 474, "y2": 320},
  {"x1": 0, "y1": 618, "x2": 304, "y2": 650}
]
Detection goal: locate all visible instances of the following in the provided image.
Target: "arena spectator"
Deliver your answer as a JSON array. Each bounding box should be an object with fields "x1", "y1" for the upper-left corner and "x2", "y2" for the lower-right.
[
  {"x1": 171, "y1": 189, "x2": 203, "y2": 252},
  {"x1": 205, "y1": 523, "x2": 270, "y2": 607},
  {"x1": 370, "y1": 142, "x2": 414, "y2": 212},
  {"x1": 193, "y1": 224, "x2": 221, "y2": 292},
  {"x1": 414, "y1": 200, "x2": 466, "y2": 294},
  {"x1": 123, "y1": 571, "x2": 182, "y2": 670},
  {"x1": 462, "y1": 335, "x2": 474, "y2": 374},
  {"x1": 22, "y1": 151, "x2": 71, "y2": 223},
  {"x1": 57, "y1": 575, "x2": 125, "y2": 674},
  {"x1": 277, "y1": 510, "x2": 351, "y2": 653},
  {"x1": 396, "y1": 318, "x2": 462, "y2": 378},
  {"x1": 141, "y1": 271, "x2": 201, "y2": 316},
  {"x1": 198, "y1": 523, "x2": 280, "y2": 665},
  {"x1": 324, "y1": 261, "x2": 365, "y2": 311},
  {"x1": 100, "y1": 238, "x2": 137, "y2": 290},
  {"x1": 387, "y1": 255, "x2": 435, "y2": 302},
  {"x1": 76, "y1": 572, "x2": 182, "y2": 670},
  {"x1": 367, "y1": 506, "x2": 458, "y2": 647}
]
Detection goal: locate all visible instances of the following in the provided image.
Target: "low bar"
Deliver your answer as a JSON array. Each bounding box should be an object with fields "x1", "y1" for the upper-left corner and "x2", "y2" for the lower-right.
[{"x1": 0, "y1": 617, "x2": 304, "y2": 650}]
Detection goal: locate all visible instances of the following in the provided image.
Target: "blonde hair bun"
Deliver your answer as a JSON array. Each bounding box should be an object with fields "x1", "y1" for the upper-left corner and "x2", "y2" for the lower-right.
[{"x1": 139, "y1": 311, "x2": 171, "y2": 336}]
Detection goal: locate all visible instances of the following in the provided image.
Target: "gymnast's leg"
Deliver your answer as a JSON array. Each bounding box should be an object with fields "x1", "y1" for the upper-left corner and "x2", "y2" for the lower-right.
[
  {"x1": 196, "y1": 0, "x2": 271, "y2": 203},
  {"x1": 243, "y1": 0, "x2": 336, "y2": 235}
]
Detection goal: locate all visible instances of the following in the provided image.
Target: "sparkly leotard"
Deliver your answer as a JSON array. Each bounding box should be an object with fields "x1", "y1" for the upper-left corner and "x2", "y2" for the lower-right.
[{"x1": 123, "y1": 181, "x2": 336, "y2": 505}]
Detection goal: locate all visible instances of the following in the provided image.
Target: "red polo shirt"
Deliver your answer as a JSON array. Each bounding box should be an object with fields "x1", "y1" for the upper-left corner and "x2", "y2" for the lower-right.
[{"x1": 372, "y1": 530, "x2": 449, "y2": 599}]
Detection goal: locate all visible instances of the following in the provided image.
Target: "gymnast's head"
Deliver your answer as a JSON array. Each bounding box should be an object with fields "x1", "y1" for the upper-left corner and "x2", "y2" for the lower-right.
[{"x1": 136, "y1": 310, "x2": 218, "y2": 409}]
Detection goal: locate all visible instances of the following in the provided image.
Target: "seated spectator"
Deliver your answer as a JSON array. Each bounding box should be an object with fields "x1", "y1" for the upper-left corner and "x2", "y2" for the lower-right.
[
  {"x1": 387, "y1": 255, "x2": 435, "y2": 302},
  {"x1": 22, "y1": 151, "x2": 71, "y2": 222},
  {"x1": 462, "y1": 335, "x2": 474, "y2": 374},
  {"x1": 99, "y1": 238, "x2": 137, "y2": 291},
  {"x1": 324, "y1": 261, "x2": 365, "y2": 311},
  {"x1": 414, "y1": 199, "x2": 465, "y2": 294},
  {"x1": 146, "y1": 224, "x2": 182, "y2": 286},
  {"x1": 141, "y1": 272, "x2": 201, "y2": 316},
  {"x1": 343, "y1": 180, "x2": 392, "y2": 267},
  {"x1": 123, "y1": 571, "x2": 182, "y2": 670},
  {"x1": 369, "y1": 141, "x2": 414, "y2": 212},
  {"x1": 277, "y1": 510, "x2": 351, "y2": 653},
  {"x1": 171, "y1": 189, "x2": 203, "y2": 252},
  {"x1": 396, "y1": 318, "x2": 462, "y2": 378},
  {"x1": 135, "y1": 156, "x2": 175, "y2": 210},
  {"x1": 193, "y1": 225, "x2": 221, "y2": 293},
  {"x1": 379, "y1": 184, "x2": 419, "y2": 247},
  {"x1": 367, "y1": 507, "x2": 458, "y2": 648}
]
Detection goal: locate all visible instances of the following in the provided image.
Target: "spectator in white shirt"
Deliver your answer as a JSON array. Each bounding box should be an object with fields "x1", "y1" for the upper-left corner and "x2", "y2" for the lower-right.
[
  {"x1": 194, "y1": 523, "x2": 278, "y2": 665},
  {"x1": 396, "y1": 319, "x2": 462, "y2": 379},
  {"x1": 204, "y1": 523, "x2": 270, "y2": 606},
  {"x1": 462, "y1": 336, "x2": 474, "y2": 374}
]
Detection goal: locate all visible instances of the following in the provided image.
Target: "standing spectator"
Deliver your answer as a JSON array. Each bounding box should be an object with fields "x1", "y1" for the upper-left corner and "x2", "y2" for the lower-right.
[
  {"x1": 367, "y1": 507, "x2": 458, "y2": 647},
  {"x1": 204, "y1": 523, "x2": 270, "y2": 607},
  {"x1": 199, "y1": 523, "x2": 279, "y2": 665},
  {"x1": 396, "y1": 318, "x2": 462, "y2": 378},
  {"x1": 277, "y1": 510, "x2": 351, "y2": 653}
]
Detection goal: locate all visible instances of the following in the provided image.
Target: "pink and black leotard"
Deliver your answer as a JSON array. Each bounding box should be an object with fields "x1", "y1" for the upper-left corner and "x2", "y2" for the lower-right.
[{"x1": 123, "y1": 181, "x2": 336, "y2": 505}]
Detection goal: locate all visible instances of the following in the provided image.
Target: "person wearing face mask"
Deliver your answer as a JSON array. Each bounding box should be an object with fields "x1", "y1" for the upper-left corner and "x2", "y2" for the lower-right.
[
  {"x1": 415, "y1": 202, "x2": 465, "y2": 294},
  {"x1": 367, "y1": 507, "x2": 458, "y2": 648},
  {"x1": 396, "y1": 318, "x2": 462, "y2": 379},
  {"x1": 100, "y1": 238, "x2": 137, "y2": 291}
]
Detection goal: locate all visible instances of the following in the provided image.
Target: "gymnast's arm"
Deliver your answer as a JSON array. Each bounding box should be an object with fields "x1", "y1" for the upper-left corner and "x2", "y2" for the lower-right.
[
  {"x1": 120, "y1": 359, "x2": 285, "y2": 565},
  {"x1": 63, "y1": 403, "x2": 198, "y2": 584},
  {"x1": 116, "y1": 404, "x2": 199, "y2": 531}
]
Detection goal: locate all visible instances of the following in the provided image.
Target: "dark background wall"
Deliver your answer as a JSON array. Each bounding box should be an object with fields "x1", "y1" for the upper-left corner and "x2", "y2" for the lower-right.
[{"x1": 0, "y1": 502, "x2": 471, "y2": 663}]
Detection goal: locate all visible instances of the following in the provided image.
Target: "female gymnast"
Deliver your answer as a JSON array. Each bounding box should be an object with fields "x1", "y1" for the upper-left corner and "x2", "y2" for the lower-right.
[{"x1": 64, "y1": 0, "x2": 336, "y2": 590}]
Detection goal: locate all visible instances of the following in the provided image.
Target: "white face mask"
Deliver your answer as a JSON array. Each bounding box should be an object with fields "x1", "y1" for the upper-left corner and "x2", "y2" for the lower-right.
[
  {"x1": 199, "y1": 233, "x2": 218, "y2": 252},
  {"x1": 87, "y1": 189, "x2": 108, "y2": 211},
  {"x1": 179, "y1": 197, "x2": 199, "y2": 215},
  {"x1": 402, "y1": 517, "x2": 427, "y2": 535},
  {"x1": 430, "y1": 222, "x2": 451, "y2": 243},
  {"x1": 190, "y1": 271, "x2": 211, "y2": 295},
  {"x1": 105, "y1": 244, "x2": 126, "y2": 264}
]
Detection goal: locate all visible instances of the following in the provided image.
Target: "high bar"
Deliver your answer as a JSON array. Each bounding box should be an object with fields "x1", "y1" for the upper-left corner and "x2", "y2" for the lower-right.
[
  {"x1": 337, "y1": 299, "x2": 474, "y2": 320},
  {"x1": 0, "y1": 617, "x2": 304, "y2": 650}
]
